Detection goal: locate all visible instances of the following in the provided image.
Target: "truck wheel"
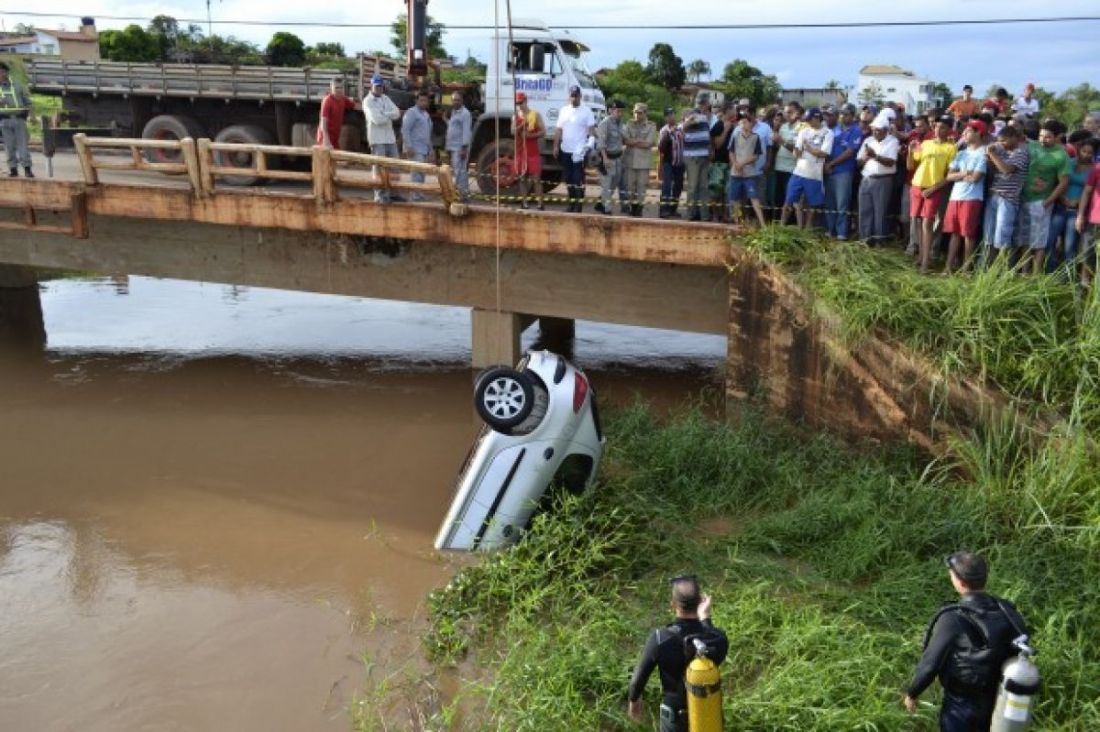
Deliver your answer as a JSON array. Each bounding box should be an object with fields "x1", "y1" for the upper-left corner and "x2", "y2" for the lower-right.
[
  {"x1": 141, "y1": 114, "x2": 206, "y2": 167},
  {"x1": 474, "y1": 366, "x2": 534, "y2": 433},
  {"x1": 338, "y1": 125, "x2": 363, "y2": 153},
  {"x1": 475, "y1": 139, "x2": 521, "y2": 198},
  {"x1": 291, "y1": 122, "x2": 316, "y2": 148},
  {"x1": 212, "y1": 125, "x2": 276, "y2": 186}
]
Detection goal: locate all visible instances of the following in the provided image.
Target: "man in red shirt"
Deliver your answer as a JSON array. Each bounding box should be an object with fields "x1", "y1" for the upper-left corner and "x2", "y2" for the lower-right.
[{"x1": 317, "y1": 78, "x2": 360, "y2": 149}]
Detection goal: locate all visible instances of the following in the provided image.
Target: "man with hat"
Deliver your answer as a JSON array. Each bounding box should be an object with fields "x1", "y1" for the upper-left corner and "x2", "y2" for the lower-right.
[
  {"x1": 363, "y1": 74, "x2": 401, "y2": 203},
  {"x1": 0, "y1": 60, "x2": 33, "y2": 178},
  {"x1": 623, "y1": 102, "x2": 657, "y2": 217},
  {"x1": 595, "y1": 99, "x2": 626, "y2": 215},
  {"x1": 510, "y1": 91, "x2": 545, "y2": 209},
  {"x1": 904, "y1": 552, "x2": 1028, "y2": 732},
  {"x1": 823, "y1": 103, "x2": 862, "y2": 240},
  {"x1": 856, "y1": 116, "x2": 899, "y2": 245},
  {"x1": 553, "y1": 84, "x2": 596, "y2": 213},
  {"x1": 657, "y1": 107, "x2": 685, "y2": 219}
]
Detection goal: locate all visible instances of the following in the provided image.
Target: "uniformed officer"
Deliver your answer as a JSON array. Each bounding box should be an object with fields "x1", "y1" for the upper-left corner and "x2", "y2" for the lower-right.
[
  {"x1": 904, "y1": 551, "x2": 1029, "y2": 732},
  {"x1": 595, "y1": 99, "x2": 626, "y2": 215},
  {"x1": 627, "y1": 575, "x2": 729, "y2": 731},
  {"x1": 0, "y1": 61, "x2": 33, "y2": 178}
]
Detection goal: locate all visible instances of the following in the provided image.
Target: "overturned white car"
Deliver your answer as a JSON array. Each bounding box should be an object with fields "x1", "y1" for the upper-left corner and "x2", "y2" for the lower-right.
[{"x1": 434, "y1": 351, "x2": 604, "y2": 552}]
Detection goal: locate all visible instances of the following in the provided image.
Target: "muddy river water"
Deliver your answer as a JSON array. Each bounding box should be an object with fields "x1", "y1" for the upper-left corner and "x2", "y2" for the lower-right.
[{"x1": 0, "y1": 276, "x2": 724, "y2": 730}]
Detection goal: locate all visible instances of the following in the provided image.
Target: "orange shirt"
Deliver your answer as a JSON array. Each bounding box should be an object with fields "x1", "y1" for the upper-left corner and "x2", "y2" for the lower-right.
[{"x1": 947, "y1": 98, "x2": 980, "y2": 119}]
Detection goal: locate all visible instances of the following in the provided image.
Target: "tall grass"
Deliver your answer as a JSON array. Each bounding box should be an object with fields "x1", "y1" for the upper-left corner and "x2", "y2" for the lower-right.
[{"x1": 423, "y1": 405, "x2": 1100, "y2": 730}]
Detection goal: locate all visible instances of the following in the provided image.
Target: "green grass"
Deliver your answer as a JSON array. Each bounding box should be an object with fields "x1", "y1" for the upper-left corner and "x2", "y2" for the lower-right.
[{"x1": 417, "y1": 404, "x2": 1099, "y2": 731}]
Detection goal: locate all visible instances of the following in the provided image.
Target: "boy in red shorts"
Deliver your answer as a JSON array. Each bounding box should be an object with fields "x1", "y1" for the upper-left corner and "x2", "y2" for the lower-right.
[
  {"x1": 943, "y1": 119, "x2": 988, "y2": 272},
  {"x1": 908, "y1": 115, "x2": 957, "y2": 273}
]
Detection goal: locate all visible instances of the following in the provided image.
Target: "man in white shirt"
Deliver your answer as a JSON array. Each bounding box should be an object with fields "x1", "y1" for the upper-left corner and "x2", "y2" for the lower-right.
[
  {"x1": 363, "y1": 74, "x2": 401, "y2": 203},
  {"x1": 1013, "y1": 83, "x2": 1040, "y2": 118},
  {"x1": 780, "y1": 107, "x2": 834, "y2": 229},
  {"x1": 857, "y1": 118, "x2": 900, "y2": 245},
  {"x1": 552, "y1": 84, "x2": 596, "y2": 212}
]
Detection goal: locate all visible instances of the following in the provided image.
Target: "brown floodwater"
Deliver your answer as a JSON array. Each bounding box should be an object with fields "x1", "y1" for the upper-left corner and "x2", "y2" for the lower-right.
[{"x1": 0, "y1": 277, "x2": 724, "y2": 730}]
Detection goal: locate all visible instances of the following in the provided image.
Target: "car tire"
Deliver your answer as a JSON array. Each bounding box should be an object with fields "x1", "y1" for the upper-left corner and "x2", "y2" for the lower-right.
[{"x1": 474, "y1": 367, "x2": 534, "y2": 432}]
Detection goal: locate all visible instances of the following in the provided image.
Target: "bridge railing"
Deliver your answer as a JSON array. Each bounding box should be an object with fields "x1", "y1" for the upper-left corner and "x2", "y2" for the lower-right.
[{"x1": 71, "y1": 134, "x2": 465, "y2": 215}]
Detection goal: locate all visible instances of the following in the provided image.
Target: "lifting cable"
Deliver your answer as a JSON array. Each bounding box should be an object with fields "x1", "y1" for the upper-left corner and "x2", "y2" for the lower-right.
[{"x1": 491, "y1": 0, "x2": 516, "y2": 317}]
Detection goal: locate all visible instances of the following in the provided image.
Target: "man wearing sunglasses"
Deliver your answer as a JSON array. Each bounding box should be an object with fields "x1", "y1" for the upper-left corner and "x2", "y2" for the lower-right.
[
  {"x1": 903, "y1": 552, "x2": 1029, "y2": 731},
  {"x1": 627, "y1": 575, "x2": 729, "y2": 731}
]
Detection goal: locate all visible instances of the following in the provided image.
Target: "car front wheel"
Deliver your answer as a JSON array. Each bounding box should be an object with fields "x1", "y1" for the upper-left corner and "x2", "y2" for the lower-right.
[{"x1": 474, "y1": 367, "x2": 534, "y2": 432}]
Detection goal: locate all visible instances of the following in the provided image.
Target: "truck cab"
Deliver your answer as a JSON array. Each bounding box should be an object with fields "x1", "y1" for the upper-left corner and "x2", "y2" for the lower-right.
[{"x1": 473, "y1": 20, "x2": 606, "y2": 195}]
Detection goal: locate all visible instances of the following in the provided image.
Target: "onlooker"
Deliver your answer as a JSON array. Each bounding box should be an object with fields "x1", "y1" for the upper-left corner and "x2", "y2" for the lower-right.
[
  {"x1": 446, "y1": 91, "x2": 473, "y2": 199},
  {"x1": 657, "y1": 107, "x2": 685, "y2": 219},
  {"x1": 943, "y1": 120, "x2": 988, "y2": 272},
  {"x1": 1048, "y1": 137, "x2": 1096, "y2": 276},
  {"x1": 909, "y1": 115, "x2": 957, "y2": 273},
  {"x1": 727, "y1": 110, "x2": 766, "y2": 227},
  {"x1": 363, "y1": 74, "x2": 401, "y2": 203},
  {"x1": 781, "y1": 107, "x2": 833, "y2": 229},
  {"x1": 401, "y1": 91, "x2": 434, "y2": 201},
  {"x1": 1083, "y1": 111, "x2": 1100, "y2": 136},
  {"x1": 987, "y1": 88, "x2": 1012, "y2": 117},
  {"x1": 682, "y1": 94, "x2": 714, "y2": 221},
  {"x1": 1013, "y1": 83, "x2": 1041, "y2": 118},
  {"x1": 317, "y1": 78, "x2": 359, "y2": 149},
  {"x1": 774, "y1": 101, "x2": 805, "y2": 219},
  {"x1": 983, "y1": 125, "x2": 1030, "y2": 259},
  {"x1": 1075, "y1": 151, "x2": 1100, "y2": 287},
  {"x1": 1018, "y1": 120, "x2": 1071, "y2": 272},
  {"x1": 947, "y1": 85, "x2": 980, "y2": 121},
  {"x1": 708, "y1": 104, "x2": 737, "y2": 222},
  {"x1": 857, "y1": 118, "x2": 899, "y2": 245},
  {"x1": 510, "y1": 92, "x2": 544, "y2": 208},
  {"x1": 764, "y1": 107, "x2": 785, "y2": 217},
  {"x1": 595, "y1": 100, "x2": 626, "y2": 215},
  {"x1": 0, "y1": 60, "x2": 32, "y2": 178},
  {"x1": 553, "y1": 84, "x2": 596, "y2": 213},
  {"x1": 623, "y1": 102, "x2": 657, "y2": 217},
  {"x1": 823, "y1": 103, "x2": 862, "y2": 240}
]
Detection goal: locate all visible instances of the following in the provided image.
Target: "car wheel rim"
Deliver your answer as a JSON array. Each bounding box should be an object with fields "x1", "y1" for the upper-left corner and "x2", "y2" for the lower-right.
[{"x1": 484, "y1": 377, "x2": 526, "y2": 419}]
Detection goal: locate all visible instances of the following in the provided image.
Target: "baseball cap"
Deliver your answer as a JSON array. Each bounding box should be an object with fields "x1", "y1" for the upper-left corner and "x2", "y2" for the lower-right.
[
  {"x1": 633, "y1": 102, "x2": 648, "y2": 113},
  {"x1": 938, "y1": 114, "x2": 955, "y2": 125},
  {"x1": 370, "y1": 74, "x2": 384, "y2": 86},
  {"x1": 966, "y1": 119, "x2": 988, "y2": 136},
  {"x1": 515, "y1": 91, "x2": 527, "y2": 103},
  {"x1": 568, "y1": 84, "x2": 581, "y2": 96},
  {"x1": 840, "y1": 103, "x2": 857, "y2": 116},
  {"x1": 804, "y1": 107, "x2": 823, "y2": 120},
  {"x1": 822, "y1": 104, "x2": 837, "y2": 116}
]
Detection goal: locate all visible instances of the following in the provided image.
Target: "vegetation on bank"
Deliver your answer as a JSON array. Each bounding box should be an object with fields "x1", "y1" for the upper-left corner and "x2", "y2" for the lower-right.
[
  {"x1": 404, "y1": 229, "x2": 1099, "y2": 730},
  {"x1": 421, "y1": 404, "x2": 1098, "y2": 730}
]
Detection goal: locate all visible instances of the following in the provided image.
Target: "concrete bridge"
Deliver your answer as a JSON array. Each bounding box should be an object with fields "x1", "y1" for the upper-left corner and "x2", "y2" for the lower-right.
[{"x1": 0, "y1": 137, "x2": 987, "y2": 449}]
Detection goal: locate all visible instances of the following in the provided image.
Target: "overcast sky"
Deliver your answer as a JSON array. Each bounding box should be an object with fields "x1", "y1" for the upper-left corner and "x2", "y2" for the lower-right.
[{"x1": 6, "y1": 1, "x2": 1099, "y2": 94}]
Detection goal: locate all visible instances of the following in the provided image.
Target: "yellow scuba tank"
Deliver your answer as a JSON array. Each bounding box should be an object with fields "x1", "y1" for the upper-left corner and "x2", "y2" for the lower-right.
[{"x1": 685, "y1": 638, "x2": 722, "y2": 732}]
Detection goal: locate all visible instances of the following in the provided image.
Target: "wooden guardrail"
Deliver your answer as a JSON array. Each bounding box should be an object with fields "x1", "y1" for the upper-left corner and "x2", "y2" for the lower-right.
[{"x1": 70, "y1": 134, "x2": 466, "y2": 215}]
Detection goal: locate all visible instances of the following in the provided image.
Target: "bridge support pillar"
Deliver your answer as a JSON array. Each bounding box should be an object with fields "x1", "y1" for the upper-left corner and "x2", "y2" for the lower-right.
[
  {"x1": 471, "y1": 308, "x2": 522, "y2": 369},
  {"x1": 536, "y1": 316, "x2": 575, "y2": 355},
  {"x1": 0, "y1": 265, "x2": 45, "y2": 350}
]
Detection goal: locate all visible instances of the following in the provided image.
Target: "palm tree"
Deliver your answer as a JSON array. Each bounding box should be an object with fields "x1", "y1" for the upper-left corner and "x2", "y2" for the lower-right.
[
  {"x1": 687, "y1": 59, "x2": 711, "y2": 84},
  {"x1": 824, "y1": 79, "x2": 841, "y2": 90}
]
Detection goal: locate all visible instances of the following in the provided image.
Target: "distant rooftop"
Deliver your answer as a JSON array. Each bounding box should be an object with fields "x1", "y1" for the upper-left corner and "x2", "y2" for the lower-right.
[{"x1": 860, "y1": 64, "x2": 922, "y2": 78}]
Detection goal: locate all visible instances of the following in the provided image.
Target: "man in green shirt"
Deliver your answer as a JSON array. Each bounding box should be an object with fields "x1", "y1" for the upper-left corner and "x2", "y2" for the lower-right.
[
  {"x1": 0, "y1": 61, "x2": 33, "y2": 178},
  {"x1": 1017, "y1": 120, "x2": 1070, "y2": 272}
]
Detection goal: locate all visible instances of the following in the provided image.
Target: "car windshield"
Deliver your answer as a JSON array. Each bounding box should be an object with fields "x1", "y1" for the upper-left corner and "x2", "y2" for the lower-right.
[{"x1": 558, "y1": 40, "x2": 597, "y2": 90}]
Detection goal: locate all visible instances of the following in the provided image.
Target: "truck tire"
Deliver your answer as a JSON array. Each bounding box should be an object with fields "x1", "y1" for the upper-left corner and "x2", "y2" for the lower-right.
[
  {"x1": 212, "y1": 125, "x2": 276, "y2": 186},
  {"x1": 475, "y1": 139, "x2": 521, "y2": 198},
  {"x1": 291, "y1": 122, "x2": 316, "y2": 148},
  {"x1": 141, "y1": 114, "x2": 206, "y2": 167}
]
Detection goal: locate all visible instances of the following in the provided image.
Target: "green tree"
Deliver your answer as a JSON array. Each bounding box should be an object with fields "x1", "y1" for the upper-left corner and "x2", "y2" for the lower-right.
[
  {"x1": 599, "y1": 59, "x2": 676, "y2": 122},
  {"x1": 858, "y1": 81, "x2": 886, "y2": 107},
  {"x1": 99, "y1": 25, "x2": 160, "y2": 63},
  {"x1": 824, "y1": 79, "x2": 841, "y2": 90},
  {"x1": 266, "y1": 32, "x2": 306, "y2": 67},
  {"x1": 310, "y1": 42, "x2": 345, "y2": 58},
  {"x1": 146, "y1": 14, "x2": 184, "y2": 61},
  {"x1": 1034, "y1": 83, "x2": 1100, "y2": 127},
  {"x1": 715, "y1": 59, "x2": 782, "y2": 108},
  {"x1": 13, "y1": 23, "x2": 35, "y2": 35},
  {"x1": 390, "y1": 13, "x2": 448, "y2": 61},
  {"x1": 930, "y1": 81, "x2": 953, "y2": 107},
  {"x1": 686, "y1": 59, "x2": 711, "y2": 84},
  {"x1": 645, "y1": 43, "x2": 686, "y2": 90}
]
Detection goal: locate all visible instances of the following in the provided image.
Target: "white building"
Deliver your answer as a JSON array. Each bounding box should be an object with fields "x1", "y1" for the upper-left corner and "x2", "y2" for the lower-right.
[
  {"x1": 0, "y1": 18, "x2": 99, "y2": 61},
  {"x1": 857, "y1": 64, "x2": 936, "y2": 114}
]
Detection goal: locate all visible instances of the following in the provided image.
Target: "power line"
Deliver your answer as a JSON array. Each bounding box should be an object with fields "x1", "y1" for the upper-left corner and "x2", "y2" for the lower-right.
[{"x1": 1, "y1": 10, "x2": 1099, "y2": 31}]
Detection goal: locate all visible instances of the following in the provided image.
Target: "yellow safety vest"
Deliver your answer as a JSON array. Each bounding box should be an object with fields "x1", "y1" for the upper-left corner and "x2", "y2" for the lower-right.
[{"x1": 0, "y1": 81, "x2": 28, "y2": 114}]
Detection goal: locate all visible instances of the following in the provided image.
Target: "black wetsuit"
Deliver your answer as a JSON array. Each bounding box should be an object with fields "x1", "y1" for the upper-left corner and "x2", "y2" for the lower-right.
[
  {"x1": 628, "y1": 618, "x2": 729, "y2": 732},
  {"x1": 907, "y1": 592, "x2": 1028, "y2": 732}
]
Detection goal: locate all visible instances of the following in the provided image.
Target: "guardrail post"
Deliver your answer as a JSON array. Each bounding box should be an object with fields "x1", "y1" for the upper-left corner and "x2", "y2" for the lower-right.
[
  {"x1": 70, "y1": 192, "x2": 89, "y2": 239},
  {"x1": 72, "y1": 133, "x2": 98, "y2": 185},
  {"x1": 196, "y1": 138, "x2": 215, "y2": 196},
  {"x1": 180, "y1": 137, "x2": 204, "y2": 197},
  {"x1": 312, "y1": 145, "x2": 336, "y2": 204}
]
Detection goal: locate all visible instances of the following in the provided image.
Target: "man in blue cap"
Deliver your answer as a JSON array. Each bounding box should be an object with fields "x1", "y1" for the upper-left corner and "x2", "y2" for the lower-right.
[
  {"x1": 553, "y1": 84, "x2": 596, "y2": 212},
  {"x1": 364, "y1": 74, "x2": 401, "y2": 203}
]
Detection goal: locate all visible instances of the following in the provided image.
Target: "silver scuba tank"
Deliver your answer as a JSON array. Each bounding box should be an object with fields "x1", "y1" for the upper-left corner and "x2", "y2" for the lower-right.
[{"x1": 991, "y1": 636, "x2": 1040, "y2": 732}]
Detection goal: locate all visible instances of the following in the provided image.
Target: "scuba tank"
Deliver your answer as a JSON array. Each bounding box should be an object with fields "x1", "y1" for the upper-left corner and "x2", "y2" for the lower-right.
[
  {"x1": 685, "y1": 638, "x2": 722, "y2": 732},
  {"x1": 991, "y1": 635, "x2": 1041, "y2": 732}
]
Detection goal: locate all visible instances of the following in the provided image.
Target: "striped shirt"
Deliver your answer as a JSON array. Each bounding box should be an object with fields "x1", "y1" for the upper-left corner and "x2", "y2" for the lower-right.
[
  {"x1": 988, "y1": 143, "x2": 1030, "y2": 205},
  {"x1": 682, "y1": 111, "x2": 712, "y2": 158}
]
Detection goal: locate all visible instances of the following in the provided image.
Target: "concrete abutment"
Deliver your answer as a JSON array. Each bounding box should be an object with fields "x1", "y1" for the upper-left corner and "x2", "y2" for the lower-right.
[{"x1": 0, "y1": 264, "x2": 45, "y2": 350}]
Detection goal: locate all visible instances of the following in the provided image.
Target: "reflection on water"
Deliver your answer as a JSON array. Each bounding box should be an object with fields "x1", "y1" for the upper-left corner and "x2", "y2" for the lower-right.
[{"x1": 0, "y1": 276, "x2": 725, "y2": 730}]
